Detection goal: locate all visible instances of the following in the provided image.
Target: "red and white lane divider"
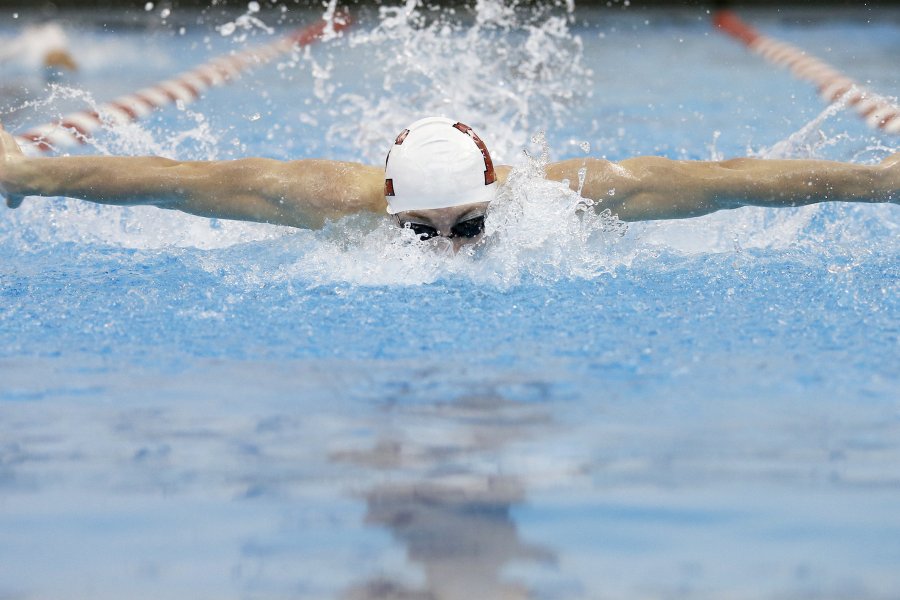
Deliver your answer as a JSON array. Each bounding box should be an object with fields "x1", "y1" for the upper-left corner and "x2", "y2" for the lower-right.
[
  {"x1": 14, "y1": 12, "x2": 351, "y2": 153},
  {"x1": 713, "y1": 10, "x2": 900, "y2": 135}
]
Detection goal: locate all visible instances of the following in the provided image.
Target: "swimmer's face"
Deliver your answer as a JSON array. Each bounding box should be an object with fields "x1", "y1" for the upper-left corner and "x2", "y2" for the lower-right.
[{"x1": 395, "y1": 201, "x2": 490, "y2": 251}]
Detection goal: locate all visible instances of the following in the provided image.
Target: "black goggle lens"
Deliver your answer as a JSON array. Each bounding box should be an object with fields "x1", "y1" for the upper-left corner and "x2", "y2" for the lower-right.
[
  {"x1": 400, "y1": 215, "x2": 485, "y2": 241},
  {"x1": 407, "y1": 222, "x2": 439, "y2": 240},
  {"x1": 450, "y1": 215, "x2": 485, "y2": 238}
]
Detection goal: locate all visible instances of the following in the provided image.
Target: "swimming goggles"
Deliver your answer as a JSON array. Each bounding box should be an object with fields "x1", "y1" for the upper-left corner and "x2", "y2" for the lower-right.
[{"x1": 396, "y1": 214, "x2": 486, "y2": 240}]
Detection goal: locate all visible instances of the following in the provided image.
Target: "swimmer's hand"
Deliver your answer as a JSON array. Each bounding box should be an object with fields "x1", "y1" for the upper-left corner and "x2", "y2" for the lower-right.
[{"x1": 0, "y1": 122, "x2": 27, "y2": 209}]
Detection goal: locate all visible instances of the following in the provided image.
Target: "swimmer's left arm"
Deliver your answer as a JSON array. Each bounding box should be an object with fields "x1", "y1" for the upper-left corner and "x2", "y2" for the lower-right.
[
  {"x1": 1, "y1": 121, "x2": 386, "y2": 227},
  {"x1": 548, "y1": 153, "x2": 899, "y2": 221},
  {"x1": 2, "y1": 155, "x2": 359, "y2": 227}
]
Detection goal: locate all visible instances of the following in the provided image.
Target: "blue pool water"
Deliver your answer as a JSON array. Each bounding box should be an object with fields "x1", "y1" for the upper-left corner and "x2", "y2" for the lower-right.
[{"x1": 1, "y1": 4, "x2": 899, "y2": 599}]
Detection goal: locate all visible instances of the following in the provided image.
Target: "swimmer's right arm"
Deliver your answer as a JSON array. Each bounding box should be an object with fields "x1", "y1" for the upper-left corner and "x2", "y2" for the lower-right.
[
  {"x1": 1, "y1": 125, "x2": 386, "y2": 228},
  {"x1": 548, "y1": 154, "x2": 899, "y2": 221}
]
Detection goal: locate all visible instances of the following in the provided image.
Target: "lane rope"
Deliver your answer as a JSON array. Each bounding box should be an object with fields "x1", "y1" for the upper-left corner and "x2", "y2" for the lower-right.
[
  {"x1": 713, "y1": 10, "x2": 900, "y2": 135},
  {"x1": 14, "y1": 11, "x2": 352, "y2": 153}
]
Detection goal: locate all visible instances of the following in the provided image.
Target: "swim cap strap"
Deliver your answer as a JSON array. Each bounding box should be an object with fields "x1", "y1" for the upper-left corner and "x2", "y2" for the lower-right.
[
  {"x1": 384, "y1": 128, "x2": 411, "y2": 197},
  {"x1": 452, "y1": 122, "x2": 496, "y2": 185}
]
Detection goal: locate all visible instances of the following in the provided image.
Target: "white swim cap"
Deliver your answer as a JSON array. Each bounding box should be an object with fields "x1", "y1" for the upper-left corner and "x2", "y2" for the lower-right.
[{"x1": 384, "y1": 116, "x2": 497, "y2": 214}]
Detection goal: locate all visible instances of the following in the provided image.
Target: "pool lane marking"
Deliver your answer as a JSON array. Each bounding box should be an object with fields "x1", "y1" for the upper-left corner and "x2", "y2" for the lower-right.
[
  {"x1": 713, "y1": 10, "x2": 900, "y2": 135},
  {"x1": 14, "y1": 11, "x2": 352, "y2": 154}
]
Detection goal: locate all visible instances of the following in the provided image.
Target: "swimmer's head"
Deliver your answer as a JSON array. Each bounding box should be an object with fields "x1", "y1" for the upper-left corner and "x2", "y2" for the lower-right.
[
  {"x1": 394, "y1": 202, "x2": 490, "y2": 252},
  {"x1": 385, "y1": 117, "x2": 496, "y2": 212},
  {"x1": 43, "y1": 49, "x2": 78, "y2": 83},
  {"x1": 43, "y1": 49, "x2": 78, "y2": 72},
  {"x1": 385, "y1": 117, "x2": 497, "y2": 248}
]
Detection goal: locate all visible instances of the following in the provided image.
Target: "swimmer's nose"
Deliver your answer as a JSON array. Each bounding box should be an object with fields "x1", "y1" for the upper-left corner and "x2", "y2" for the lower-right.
[{"x1": 450, "y1": 234, "x2": 482, "y2": 253}]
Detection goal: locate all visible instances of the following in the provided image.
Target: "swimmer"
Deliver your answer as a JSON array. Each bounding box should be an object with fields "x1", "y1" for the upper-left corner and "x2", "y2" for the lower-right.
[
  {"x1": 0, "y1": 23, "x2": 78, "y2": 79},
  {"x1": 1, "y1": 116, "x2": 898, "y2": 249}
]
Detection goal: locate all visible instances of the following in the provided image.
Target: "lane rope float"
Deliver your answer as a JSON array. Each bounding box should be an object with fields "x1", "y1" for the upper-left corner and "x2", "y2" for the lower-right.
[
  {"x1": 14, "y1": 11, "x2": 352, "y2": 153},
  {"x1": 713, "y1": 10, "x2": 900, "y2": 135}
]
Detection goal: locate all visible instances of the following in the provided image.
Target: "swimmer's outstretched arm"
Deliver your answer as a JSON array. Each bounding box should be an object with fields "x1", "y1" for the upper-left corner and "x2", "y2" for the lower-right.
[
  {"x1": 548, "y1": 153, "x2": 899, "y2": 221},
  {"x1": 0, "y1": 125, "x2": 385, "y2": 228}
]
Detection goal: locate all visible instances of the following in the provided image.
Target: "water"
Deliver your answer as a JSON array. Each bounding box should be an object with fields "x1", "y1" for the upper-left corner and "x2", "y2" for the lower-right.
[{"x1": 1, "y1": 3, "x2": 899, "y2": 599}]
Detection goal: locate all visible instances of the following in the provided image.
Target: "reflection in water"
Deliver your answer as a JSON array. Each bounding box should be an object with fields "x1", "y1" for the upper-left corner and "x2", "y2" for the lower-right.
[{"x1": 333, "y1": 395, "x2": 556, "y2": 600}]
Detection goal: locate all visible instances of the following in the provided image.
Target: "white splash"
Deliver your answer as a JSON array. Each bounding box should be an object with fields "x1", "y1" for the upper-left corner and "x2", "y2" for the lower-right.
[
  {"x1": 216, "y1": 3, "x2": 274, "y2": 41},
  {"x1": 325, "y1": 0, "x2": 592, "y2": 165}
]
